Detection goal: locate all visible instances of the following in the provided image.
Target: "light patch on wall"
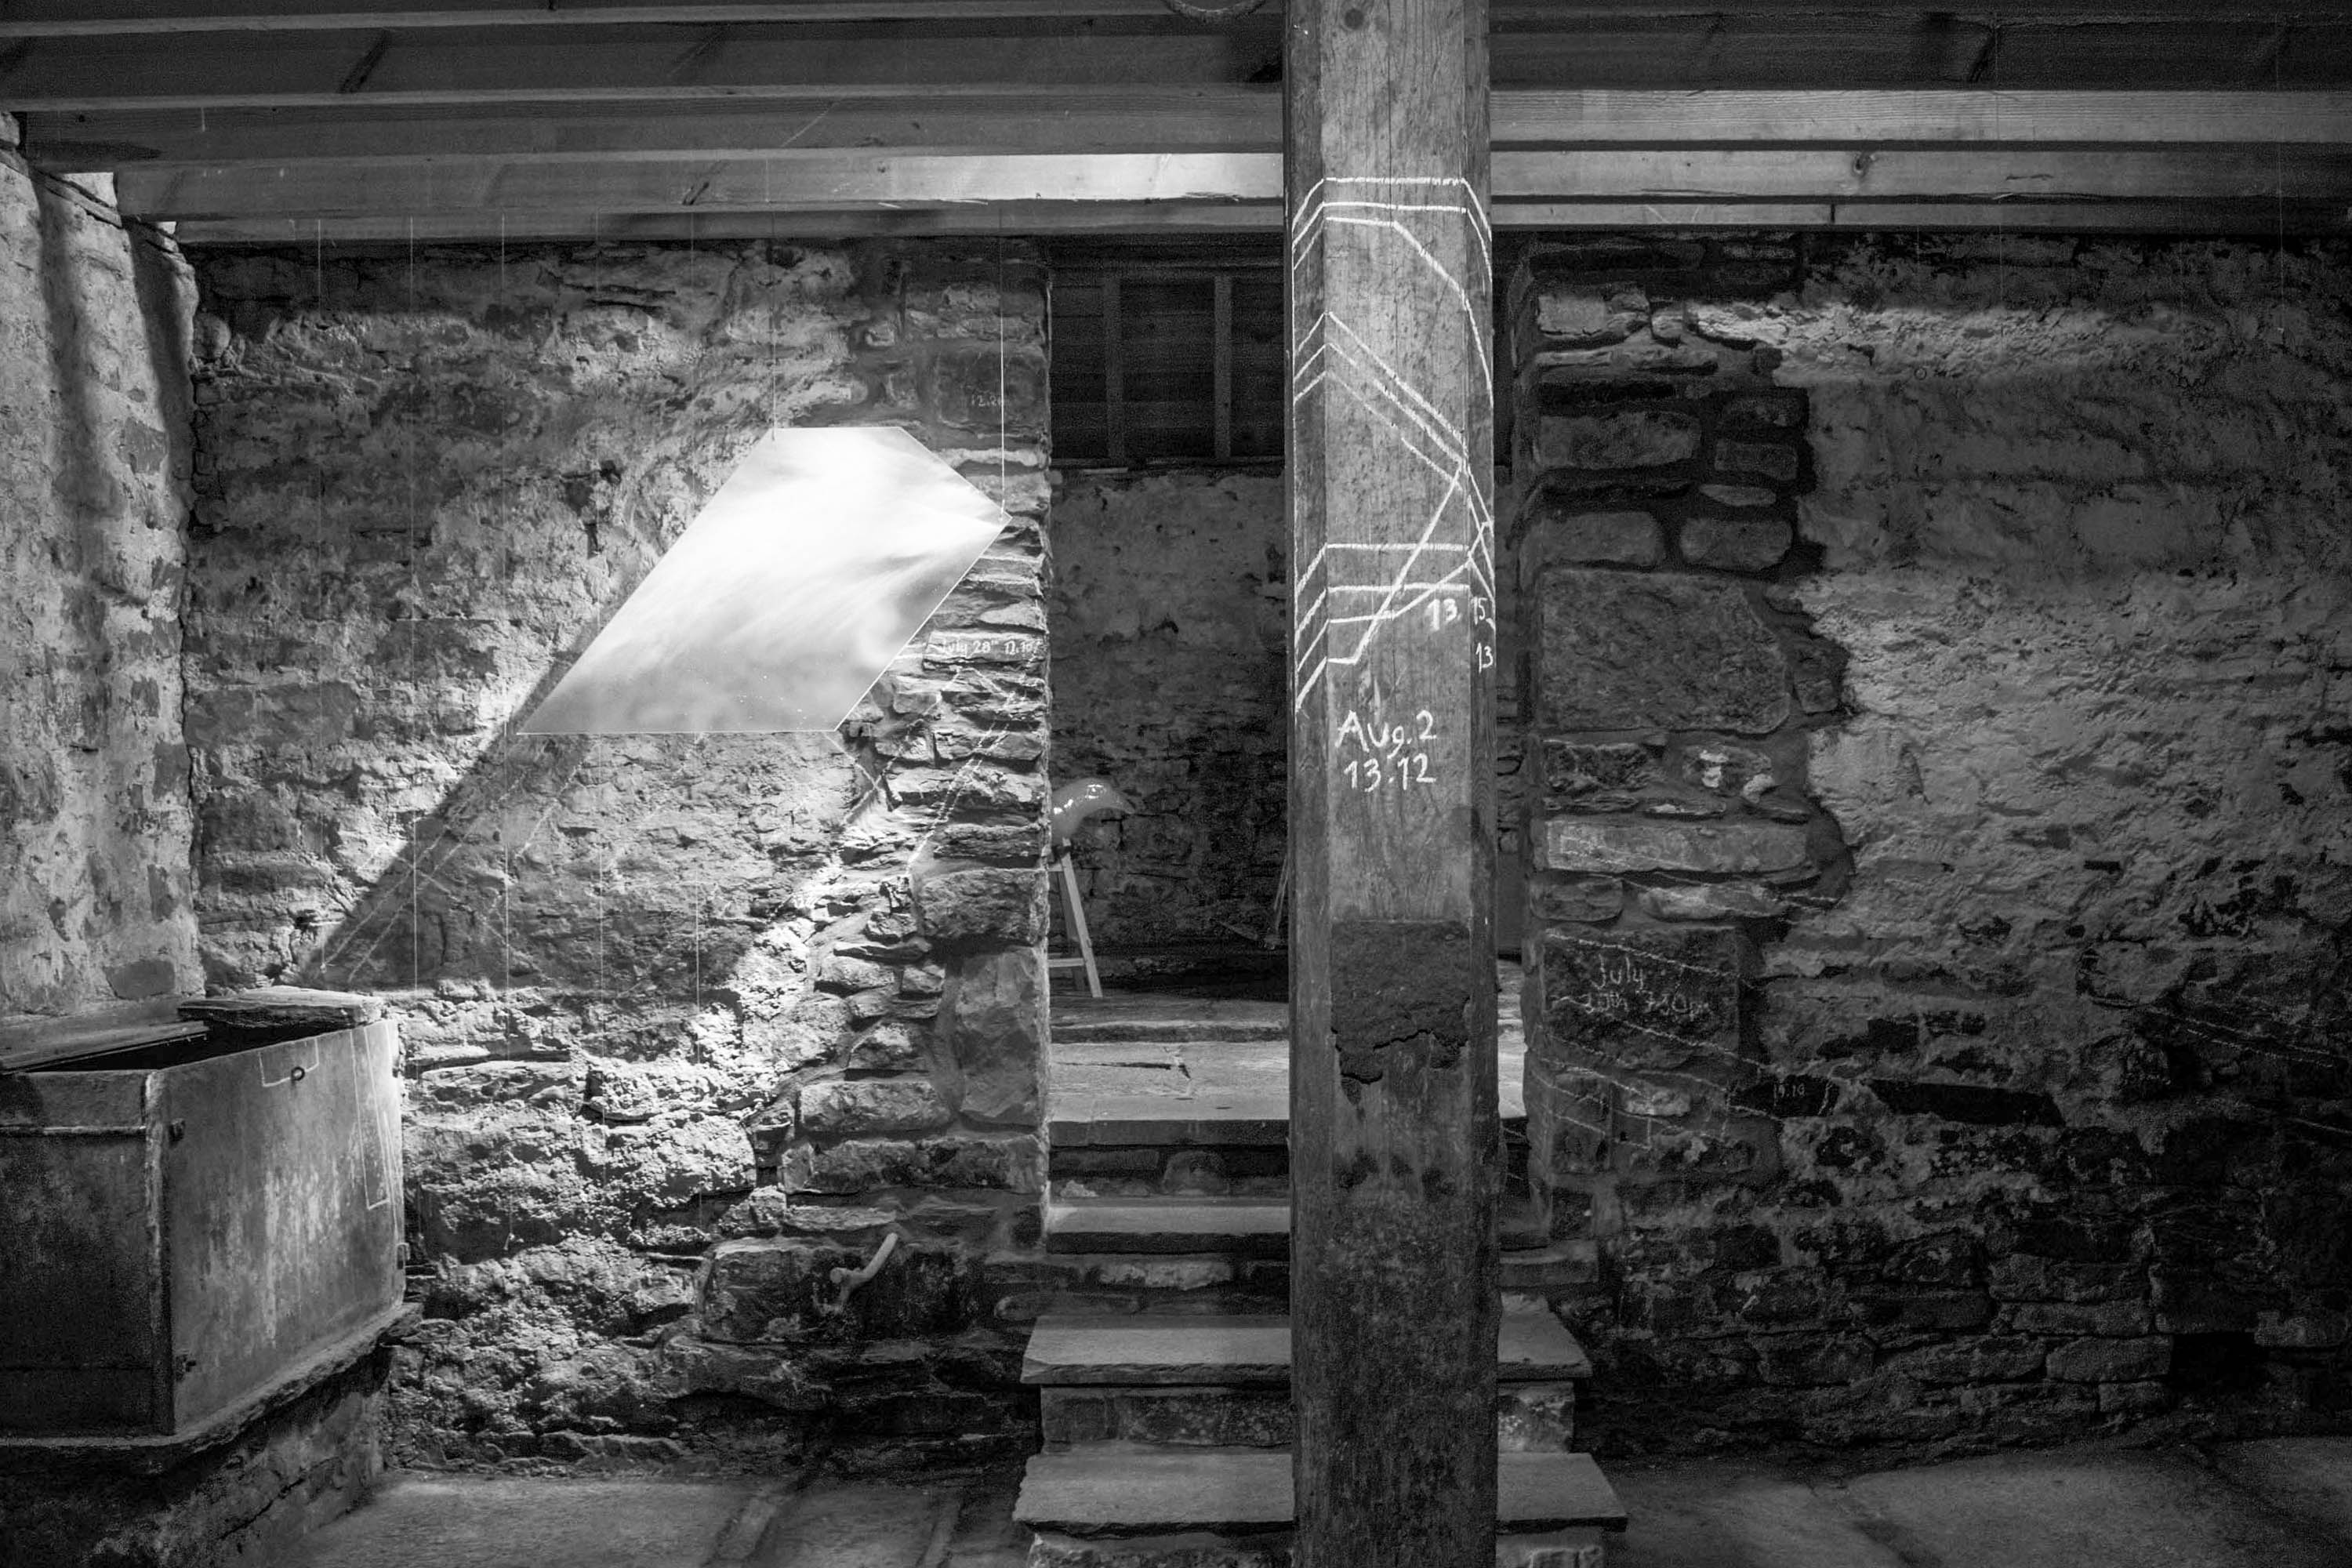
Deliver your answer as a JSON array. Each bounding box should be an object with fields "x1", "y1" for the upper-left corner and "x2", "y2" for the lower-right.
[{"x1": 523, "y1": 426, "x2": 1007, "y2": 734}]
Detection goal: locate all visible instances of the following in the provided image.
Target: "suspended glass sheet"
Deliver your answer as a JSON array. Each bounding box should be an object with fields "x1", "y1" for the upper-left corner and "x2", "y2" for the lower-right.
[{"x1": 522, "y1": 426, "x2": 1008, "y2": 735}]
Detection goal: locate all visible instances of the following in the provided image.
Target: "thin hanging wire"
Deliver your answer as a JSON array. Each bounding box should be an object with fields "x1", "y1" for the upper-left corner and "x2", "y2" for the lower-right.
[{"x1": 408, "y1": 215, "x2": 421, "y2": 994}]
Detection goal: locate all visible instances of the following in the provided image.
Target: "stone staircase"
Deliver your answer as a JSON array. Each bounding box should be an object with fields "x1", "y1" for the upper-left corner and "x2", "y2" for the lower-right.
[{"x1": 1000, "y1": 988, "x2": 1625, "y2": 1566}]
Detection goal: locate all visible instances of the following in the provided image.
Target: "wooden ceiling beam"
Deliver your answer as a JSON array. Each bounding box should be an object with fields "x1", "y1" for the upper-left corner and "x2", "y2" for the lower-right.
[
  {"x1": 31, "y1": 89, "x2": 2349, "y2": 173},
  {"x1": 119, "y1": 151, "x2": 1287, "y2": 217},
  {"x1": 112, "y1": 146, "x2": 2352, "y2": 224},
  {"x1": 164, "y1": 194, "x2": 2352, "y2": 245}
]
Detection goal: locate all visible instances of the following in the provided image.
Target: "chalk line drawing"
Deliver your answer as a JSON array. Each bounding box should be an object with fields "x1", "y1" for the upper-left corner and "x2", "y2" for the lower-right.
[{"x1": 1288, "y1": 176, "x2": 1497, "y2": 713}]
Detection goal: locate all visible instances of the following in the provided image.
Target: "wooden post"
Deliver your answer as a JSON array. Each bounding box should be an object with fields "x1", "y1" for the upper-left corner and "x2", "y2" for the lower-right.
[{"x1": 1286, "y1": 2, "x2": 1497, "y2": 1566}]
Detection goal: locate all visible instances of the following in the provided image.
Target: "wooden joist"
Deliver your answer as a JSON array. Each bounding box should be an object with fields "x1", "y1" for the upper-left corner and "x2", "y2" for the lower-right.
[
  {"x1": 158, "y1": 205, "x2": 1283, "y2": 243},
  {"x1": 20, "y1": 93, "x2": 1281, "y2": 170},
  {"x1": 113, "y1": 145, "x2": 2352, "y2": 235},
  {"x1": 118, "y1": 151, "x2": 1284, "y2": 218},
  {"x1": 31, "y1": 89, "x2": 2352, "y2": 175}
]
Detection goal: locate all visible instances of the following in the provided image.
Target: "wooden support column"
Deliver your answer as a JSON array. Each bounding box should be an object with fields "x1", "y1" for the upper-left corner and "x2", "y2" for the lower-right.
[{"x1": 1286, "y1": 2, "x2": 1497, "y2": 1566}]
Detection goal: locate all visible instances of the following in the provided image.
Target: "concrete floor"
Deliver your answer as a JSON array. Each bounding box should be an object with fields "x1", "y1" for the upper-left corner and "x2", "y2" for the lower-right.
[{"x1": 285, "y1": 1438, "x2": 2352, "y2": 1567}]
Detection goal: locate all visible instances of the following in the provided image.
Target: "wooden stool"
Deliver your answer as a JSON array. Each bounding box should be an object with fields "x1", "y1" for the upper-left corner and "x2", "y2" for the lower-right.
[
  {"x1": 1046, "y1": 847, "x2": 1103, "y2": 998},
  {"x1": 1045, "y1": 778, "x2": 1133, "y2": 1000}
]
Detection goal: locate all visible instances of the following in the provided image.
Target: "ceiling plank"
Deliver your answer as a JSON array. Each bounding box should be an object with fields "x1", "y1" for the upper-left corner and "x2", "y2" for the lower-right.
[
  {"x1": 1495, "y1": 89, "x2": 2352, "y2": 146},
  {"x1": 10, "y1": 1, "x2": 2352, "y2": 34},
  {"x1": 9, "y1": 16, "x2": 2352, "y2": 114},
  {"x1": 0, "y1": 3, "x2": 1181, "y2": 36},
  {"x1": 112, "y1": 146, "x2": 2352, "y2": 222},
  {"x1": 0, "y1": 20, "x2": 1282, "y2": 111}
]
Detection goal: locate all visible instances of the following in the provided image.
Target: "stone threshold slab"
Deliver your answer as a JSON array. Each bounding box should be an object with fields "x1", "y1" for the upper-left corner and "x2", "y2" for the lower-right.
[
  {"x1": 1023, "y1": 1311, "x2": 1592, "y2": 1387},
  {"x1": 1015, "y1": 1446, "x2": 1626, "y2": 1534}
]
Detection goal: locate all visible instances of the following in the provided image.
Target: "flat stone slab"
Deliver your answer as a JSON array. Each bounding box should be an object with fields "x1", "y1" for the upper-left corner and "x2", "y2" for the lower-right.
[
  {"x1": 282, "y1": 1476, "x2": 764, "y2": 1568},
  {"x1": 1015, "y1": 1446, "x2": 1625, "y2": 1535},
  {"x1": 1022, "y1": 1312, "x2": 1590, "y2": 1386},
  {"x1": 1046, "y1": 1196, "x2": 1291, "y2": 1257}
]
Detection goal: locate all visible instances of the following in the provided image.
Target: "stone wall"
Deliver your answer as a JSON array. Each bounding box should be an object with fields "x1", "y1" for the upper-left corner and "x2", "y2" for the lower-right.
[
  {"x1": 1046, "y1": 469, "x2": 1288, "y2": 950},
  {"x1": 187, "y1": 238, "x2": 1053, "y2": 1465},
  {"x1": 0, "y1": 139, "x2": 199, "y2": 1019},
  {"x1": 1513, "y1": 234, "x2": 2352, "y2": 1454}
]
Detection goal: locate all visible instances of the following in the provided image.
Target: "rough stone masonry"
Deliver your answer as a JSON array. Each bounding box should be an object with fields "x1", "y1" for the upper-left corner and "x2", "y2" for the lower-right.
[
  {"x1": 1514, "y1": 234, "x2": 2352, "y2": 1454},
  {"x1": 0, "y1": 145, "x2": 200, "y2": 1018},
  {"x1": 186, "y1": 238, "x2": 1054, "y2": 1467}
]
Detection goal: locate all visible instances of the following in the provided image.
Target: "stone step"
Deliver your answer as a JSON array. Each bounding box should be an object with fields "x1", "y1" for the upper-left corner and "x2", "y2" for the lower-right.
[
  {"x1": 1022, "y1": 1311, "x2": 1593, "y2": 1388},
  {"x1": 1500, "y1": 1194, "x2": 1549, "y2": 1250},
  {"x1": 981, "y1": 1251, "x2": 1291, "y2": 1328},
  {"x1": 1045, "y1": 1194, "x2": 1291, "y2": 1257},
  {"x1": 1027, "y1": 1525, "x2": 1612, "y2": 1568},
  {"x1": 1015, "y1": 1444, "x2": 1626, "y2": 1537},
  {"x1": 1501, "y1": 1238, "x2": 1602, "y2": 1294},
  {"x1": 1051, "y1": 1143, "x2": 1290, "y2": 1200},
  {"x1": 1041, "y1": 1379, "x2": 1577, "y2": 1455},
  {"x1": 1049, "y1": 1096, "x2": 1291, "y2": 1151}
]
